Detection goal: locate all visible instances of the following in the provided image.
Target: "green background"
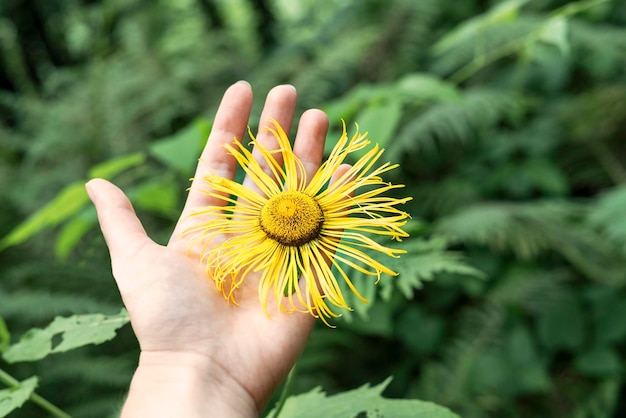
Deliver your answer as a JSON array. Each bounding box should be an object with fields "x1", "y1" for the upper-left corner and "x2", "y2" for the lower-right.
[{"x1": 1, "y1": 0, "x2": 626, "y2": 416}]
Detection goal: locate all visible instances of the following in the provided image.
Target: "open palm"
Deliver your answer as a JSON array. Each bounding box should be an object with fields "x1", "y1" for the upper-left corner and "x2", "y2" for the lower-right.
[{"x1": 87, "y1": 82, "x2": 345, "y2": 415}]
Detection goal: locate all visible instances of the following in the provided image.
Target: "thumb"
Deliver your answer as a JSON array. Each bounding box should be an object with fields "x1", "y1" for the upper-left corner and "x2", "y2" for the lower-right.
[{"x1": 86, "y1": 179, "x2": 152, "y2": 265}]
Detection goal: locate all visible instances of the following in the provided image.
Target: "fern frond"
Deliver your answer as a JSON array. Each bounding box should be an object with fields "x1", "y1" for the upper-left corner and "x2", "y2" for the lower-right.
[
  {"x1": 436, "y1": 200, "x2": 626, "y2": 284},
  {"x1": 569, "y1": 19, "x2": 626, "y2": 80},
  {"x1": 434, "y1": 201, "x2": 573, "y2": 259},
  {"x1": 338, "y1": 233, "x2": 483, "y2": 319},
  {"x1": 390, "y1": 89, "x2": 526, "y2": 159},
  {"x1": 587, "y1": 186, "x2": 626, "y2": 254},
  {"x1": 488, "y1": 266, "x2": 572, "y2": 314},
  {"x1": 393, "y1": 237, "x2": 485, "y2": 299},
  {"x1": 431, "y1": 16, "x2": 542, "y2": 77},
  {"x1": 418, "y1": 304, "x2": 505, "y2": 411}
]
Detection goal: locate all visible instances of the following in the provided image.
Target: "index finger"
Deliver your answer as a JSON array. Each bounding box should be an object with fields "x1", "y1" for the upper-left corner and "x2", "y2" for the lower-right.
[{"x1": 170, "y1": 81, "x2": 253, "y2": 241}]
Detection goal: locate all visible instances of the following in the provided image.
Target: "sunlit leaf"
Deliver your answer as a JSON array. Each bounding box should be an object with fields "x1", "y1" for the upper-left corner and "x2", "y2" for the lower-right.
[
  {"x1": 0, "y1": 153, "x2": 146, "y2": 252},
  {"x1": 0, "y1": 182, "x2": 88, "y2": 251},
  {"x1": 268, "y1": 377, "x2": 460, "y2": 418},
  {"x1": 0, "y1": 318, "x2": 9, "y2": 352},
  {"x1": 3, "y1": 310, "x2": 130, "y2": 363},
  {"x1": 54, "y1": 207, "x2": 97, "y2": 261},
  {"x1": 0, "y1": 376, "x2": 38, "y2": 417},
  {"x1": 88, "y1": 152, "x2": 145, "y2": 179}
]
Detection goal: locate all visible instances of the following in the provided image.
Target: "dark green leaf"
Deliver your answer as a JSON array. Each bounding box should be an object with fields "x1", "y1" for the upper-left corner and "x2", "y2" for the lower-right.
[{"x1": 575, "y1": 347, "x2": 622, "y2": 377}]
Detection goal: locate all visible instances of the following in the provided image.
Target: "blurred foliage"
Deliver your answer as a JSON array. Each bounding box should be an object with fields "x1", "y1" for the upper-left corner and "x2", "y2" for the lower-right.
[{"x1": 1, "y1": 0, "x2": 626, "y2": 416}]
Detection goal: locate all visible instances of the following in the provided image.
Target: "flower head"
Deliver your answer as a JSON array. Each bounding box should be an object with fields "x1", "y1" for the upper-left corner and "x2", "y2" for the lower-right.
[{"x1": 186, "y1": 120, "x2": 411, "y2": 325}]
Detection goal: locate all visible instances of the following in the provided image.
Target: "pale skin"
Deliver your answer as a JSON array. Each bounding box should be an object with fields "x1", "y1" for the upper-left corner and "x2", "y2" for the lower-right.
[{"x1": 86, "y1": 82, "x2": 351, "y2": 417}]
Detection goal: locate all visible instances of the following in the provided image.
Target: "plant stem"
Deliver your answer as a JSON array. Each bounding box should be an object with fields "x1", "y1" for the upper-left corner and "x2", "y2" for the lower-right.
[
  {"x1": 0, "y1": 368, "x2": 72, "y2": 418},
  {"x1": 271, "y1": 363, "x2": 298, "y2": 418}
]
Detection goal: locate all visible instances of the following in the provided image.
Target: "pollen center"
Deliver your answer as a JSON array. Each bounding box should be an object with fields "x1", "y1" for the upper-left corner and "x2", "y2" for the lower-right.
[{"x1": 259, "y1": 191, "x2": 324, "y2": 246}]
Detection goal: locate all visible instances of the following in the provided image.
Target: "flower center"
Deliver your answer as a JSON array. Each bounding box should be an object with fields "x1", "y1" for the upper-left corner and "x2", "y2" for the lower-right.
[{"x1": 259, "y1": 191, "x2": 324, "y2": 246}]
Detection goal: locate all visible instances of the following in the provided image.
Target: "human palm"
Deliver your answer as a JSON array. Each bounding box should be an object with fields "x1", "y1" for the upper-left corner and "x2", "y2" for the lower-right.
[{"x1": 87, "y1": 82, "x2": 343, "y2": 413}]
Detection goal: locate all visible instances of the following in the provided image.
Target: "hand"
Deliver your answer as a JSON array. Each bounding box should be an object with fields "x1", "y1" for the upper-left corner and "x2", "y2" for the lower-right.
[{"x1": 86, "y1": 82, "x2": 346, "y2": 417}]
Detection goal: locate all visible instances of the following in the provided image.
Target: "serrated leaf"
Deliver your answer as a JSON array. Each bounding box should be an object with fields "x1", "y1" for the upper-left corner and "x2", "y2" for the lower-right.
[
  {"x1": 397, "y1": 250, "x2": 485, "y2": 299},
  {"x1": 0, "y1": 376, "x2": 38, "y2": 416},
  {"x1": 2, "y1": 329, "x2": 51, "y2": 362},
  {"x1": 338, "y1": 236, "x2": 483, "y2": 319},
  {"x1": 268, "y1": 377, "x2": 460, "y2": 418},
  {"x1": 3, "y1": 310, "x2": 129, "y2": 363}
]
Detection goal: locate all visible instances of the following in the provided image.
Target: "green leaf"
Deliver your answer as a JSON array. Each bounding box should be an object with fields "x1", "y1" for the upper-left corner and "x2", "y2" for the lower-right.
[
  {"x1": 504, "y1": 326, "x2": 550, "y2": 393},
  {"x1": 575, "y1": 347, "x2": 622, "y2": 377},
  {"x1": 0, "y1": 182, "x2": 88, "y2": 251},
  {"x1": 150, "y1": 119, "x2": 211, "y2": 175},
  {"x1": 54, "y1": 207, "x2": 97, "y2": 261},
  {"x1": 0, "y1": 318, "x2": 9, "y2": 352},
  {"x1": 88, "y1": 152, "x2": 145, "y2": 179},
  {"x1": 433, "y1": 0, "x2": 529, "y2": 54},
  {"x1": 592, "y1": 298, "x2": 626, "y2": 345},
  {"x1": 131, "y1": 177, "x2": 180, "y2": 218},
  {"x1": 323, "y1": 84, "x2": 383, "y2": 123},
  {"x1": 0, "y1": 152, "x2": 145, "y2": 252},
  {"x1": 3, "y1": 310, "x2": 129, "y2": 363},
  {"x1": 2, "y1": 328, "x2": 51, "y2": 362},
  {"x1": 395, "y1": 73, "x2": 461, "y2": 103},
  {"x1": 394, "y1": 237, "x2": 485, "y2": 299},
  {"x1": 588, "y1": 186, "x2": 626, "y2": 254},
  {"x1": 354, "y1": 100, "x2": 402, "y2": 150},
  {"x1": 0, "y1": 376, "x2": 38, "y2": 417},
  {"x1": 396, "y1": 307, "x2": 444, "y2": 356},
  {"x1": 537, "y1": 16, "x2": 569, "y2": 55},
  {"x1": 537, "y1": 296, "x2": 585, "y2": 350},
  {"x1": 268, "y1": 377, "x2": 460, "y2": 418}
]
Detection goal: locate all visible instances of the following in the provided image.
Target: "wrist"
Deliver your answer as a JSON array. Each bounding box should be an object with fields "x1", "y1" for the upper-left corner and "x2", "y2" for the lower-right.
[{"x1": 121, "y1": 351, "x2": 258, "y2": 418}]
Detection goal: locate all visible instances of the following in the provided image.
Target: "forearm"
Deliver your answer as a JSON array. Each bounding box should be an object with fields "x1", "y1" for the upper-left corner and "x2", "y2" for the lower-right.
[{"x1": 121, "y1": 351, "x2": 258, "y2": 418}]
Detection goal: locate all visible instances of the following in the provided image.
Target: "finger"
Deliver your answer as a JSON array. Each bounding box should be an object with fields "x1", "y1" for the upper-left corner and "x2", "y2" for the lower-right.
[
  {"x1": 292, "y1": 109, "x2": 329, "y2": 186},
  {"x1": 170, "y1": 81, "x2": 253, "y2": 240},
  {"x1": 241, "y1": 85, "x2": 297, "y2": 195},
  {"x1": 86, "y1": 179, "x2": 152, "y2": 266}
]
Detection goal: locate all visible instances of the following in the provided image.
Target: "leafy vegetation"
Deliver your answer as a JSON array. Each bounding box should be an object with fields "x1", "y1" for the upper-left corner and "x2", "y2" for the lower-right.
[{"x1": 1, "y1": 0, "x2": 626, "y2": 416}]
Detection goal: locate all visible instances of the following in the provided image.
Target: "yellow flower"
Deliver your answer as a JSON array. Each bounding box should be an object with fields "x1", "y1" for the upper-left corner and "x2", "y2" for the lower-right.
[{"x1": 186, "y1": 120, "x2": 411, "y2": 325}]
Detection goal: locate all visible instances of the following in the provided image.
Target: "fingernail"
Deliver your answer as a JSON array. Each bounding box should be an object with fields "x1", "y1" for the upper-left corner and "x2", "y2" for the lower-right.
[{"x1": 85, "y1": 180, "x2": 96, "y2": 202}]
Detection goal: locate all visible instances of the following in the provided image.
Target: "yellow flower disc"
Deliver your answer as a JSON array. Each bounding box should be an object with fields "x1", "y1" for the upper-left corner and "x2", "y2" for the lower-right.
[
  {"x1": 186, "y1": 119, "x2": 412, "y2": 325},
  {"x1": 259, "y1": 191, "x2": 324, "y2": 246}
]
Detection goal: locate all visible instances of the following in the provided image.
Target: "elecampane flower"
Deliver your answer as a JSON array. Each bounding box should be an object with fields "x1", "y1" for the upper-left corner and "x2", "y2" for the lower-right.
[{"x1": 186, "y1": 120, "x2": 411, "y2": 324}]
